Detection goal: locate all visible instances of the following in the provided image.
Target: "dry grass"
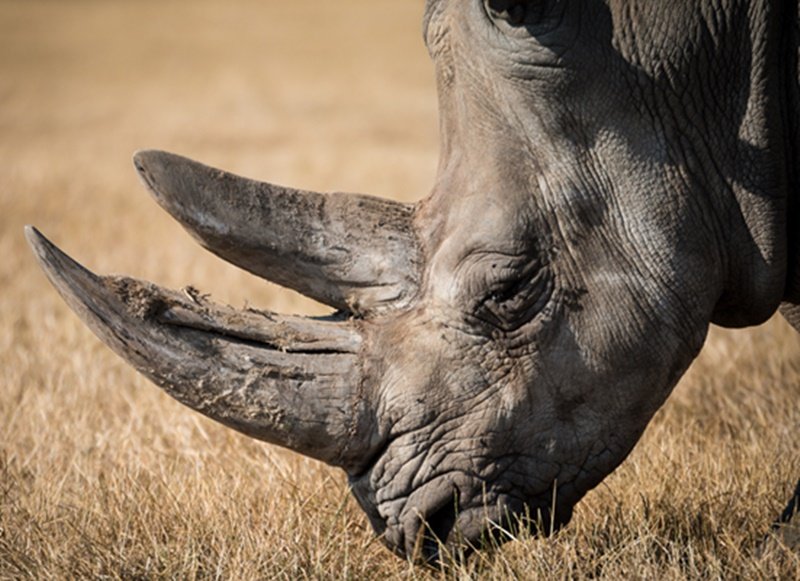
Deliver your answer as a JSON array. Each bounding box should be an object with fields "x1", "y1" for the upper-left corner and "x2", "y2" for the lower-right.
[{"x1": 1, "y1": 1, "x2": 799, "y2": 578}]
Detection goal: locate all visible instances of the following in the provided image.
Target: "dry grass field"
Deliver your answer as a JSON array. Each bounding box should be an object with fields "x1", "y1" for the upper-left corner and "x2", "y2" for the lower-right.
[{"x1": 2, "y1": 1, "x2": 800, "y2": 578}]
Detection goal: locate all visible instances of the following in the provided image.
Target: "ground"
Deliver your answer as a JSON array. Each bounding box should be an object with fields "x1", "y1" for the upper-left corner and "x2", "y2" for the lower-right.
[{"x1": 1, "y1": 1, "x2": 799, "y2": 578}]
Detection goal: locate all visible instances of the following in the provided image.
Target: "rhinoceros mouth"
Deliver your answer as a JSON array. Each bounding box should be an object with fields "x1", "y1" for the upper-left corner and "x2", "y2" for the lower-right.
[
  {"x1": 436, "y1": 492, "x2": 573, "y2": 561},
  {"x1": 380, "y1": 490, "x2": 575, "y2": 564},
  {"x1": 349, "y1": 455, "x2": 576, "y2": 564}
]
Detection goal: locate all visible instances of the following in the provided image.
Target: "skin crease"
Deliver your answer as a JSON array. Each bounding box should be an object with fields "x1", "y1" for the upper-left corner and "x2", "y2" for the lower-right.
[{"x1": 27, "y1": 0, "x2": 799, "y2": 565}]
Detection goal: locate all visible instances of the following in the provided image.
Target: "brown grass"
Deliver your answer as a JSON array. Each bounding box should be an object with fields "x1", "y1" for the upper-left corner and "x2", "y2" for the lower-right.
[{"x1": 1, "y1": 1, "x2": 799, "y2": 578}]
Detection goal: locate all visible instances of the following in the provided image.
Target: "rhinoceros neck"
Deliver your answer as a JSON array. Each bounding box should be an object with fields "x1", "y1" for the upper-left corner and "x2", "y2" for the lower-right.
[
  {"x1": 619, "y1": 0, "x2": 792, "y2": 327},
  {"x1": 707, "y1": 0, "x2": 794, "y2": 327}
]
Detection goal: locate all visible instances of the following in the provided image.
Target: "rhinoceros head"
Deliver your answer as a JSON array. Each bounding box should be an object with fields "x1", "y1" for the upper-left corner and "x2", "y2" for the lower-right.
[{"x1": 28, "y1": 0, "x2": 792, "y2": 563}]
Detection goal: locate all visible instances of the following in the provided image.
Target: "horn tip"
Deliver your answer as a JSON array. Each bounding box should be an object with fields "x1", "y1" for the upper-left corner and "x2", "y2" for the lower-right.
[
  {"x1": 24, "y1": 224, "x2": 54, "y2": 266},
  {"x1": 133, "y1": 149, "x2": 165, "y2": 183},
  {"x1": 24, "y1": 226, "x2": 100, "y2": 298},
  {"x1": 132, "y1": 149, "x2": 202, "y2": 206},
  {"x1": 132, "y1": 148, "x2": 169, "y2": 167},
  {"x1": 132, "y1": 149, "x2": 190, "y2": 175}
]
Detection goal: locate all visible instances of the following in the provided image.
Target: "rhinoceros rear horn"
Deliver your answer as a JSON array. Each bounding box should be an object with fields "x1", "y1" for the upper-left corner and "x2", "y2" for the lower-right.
[
  {"x1": 25, "y1": 227, "x2": 377, "y2": 470},
  {"x1": 133, "y1": 150, "x2": 421, "y2": 317}
]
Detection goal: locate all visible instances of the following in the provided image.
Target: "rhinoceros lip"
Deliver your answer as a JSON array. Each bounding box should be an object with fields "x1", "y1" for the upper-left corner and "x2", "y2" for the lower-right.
[{"x1": 386, "y1": 490, "x2": 574, "y2": 564}]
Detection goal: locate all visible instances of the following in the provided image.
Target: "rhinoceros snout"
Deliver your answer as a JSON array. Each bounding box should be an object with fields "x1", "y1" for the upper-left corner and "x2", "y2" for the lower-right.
[{"x1": 350, "y1": 469, "x2": 575, "y2": 564}]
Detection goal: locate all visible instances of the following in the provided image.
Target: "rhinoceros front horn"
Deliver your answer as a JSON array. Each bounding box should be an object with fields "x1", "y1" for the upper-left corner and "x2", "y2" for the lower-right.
[{"x1": 26, "y1": 227, "x2": 378, "y2": 469}]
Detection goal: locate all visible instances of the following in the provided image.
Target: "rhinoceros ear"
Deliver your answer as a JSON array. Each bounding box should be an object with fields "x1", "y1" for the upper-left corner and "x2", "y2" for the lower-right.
[{"x1": 133, "y1": 150, "x2": 421, "y2": 317}]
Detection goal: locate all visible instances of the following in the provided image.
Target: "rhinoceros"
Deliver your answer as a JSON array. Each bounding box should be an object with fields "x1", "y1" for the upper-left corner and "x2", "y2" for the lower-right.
[{"x1": 26, "y1": 0, "x2": 800, "y2": 563}]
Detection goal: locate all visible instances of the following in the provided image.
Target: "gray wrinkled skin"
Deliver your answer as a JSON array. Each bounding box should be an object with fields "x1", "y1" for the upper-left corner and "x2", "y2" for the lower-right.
[{"x1": 27, "y1": 0, "x2": 800, "y2": 564}]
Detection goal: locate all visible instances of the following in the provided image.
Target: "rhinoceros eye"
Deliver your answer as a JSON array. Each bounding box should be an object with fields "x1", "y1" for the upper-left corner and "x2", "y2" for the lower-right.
[
  {"x1": 484, "y1": 0, "x2": 545, "y2": 27},
  {"x1": 478, "y1": 260, "x2": 552, "y2": 332}
]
